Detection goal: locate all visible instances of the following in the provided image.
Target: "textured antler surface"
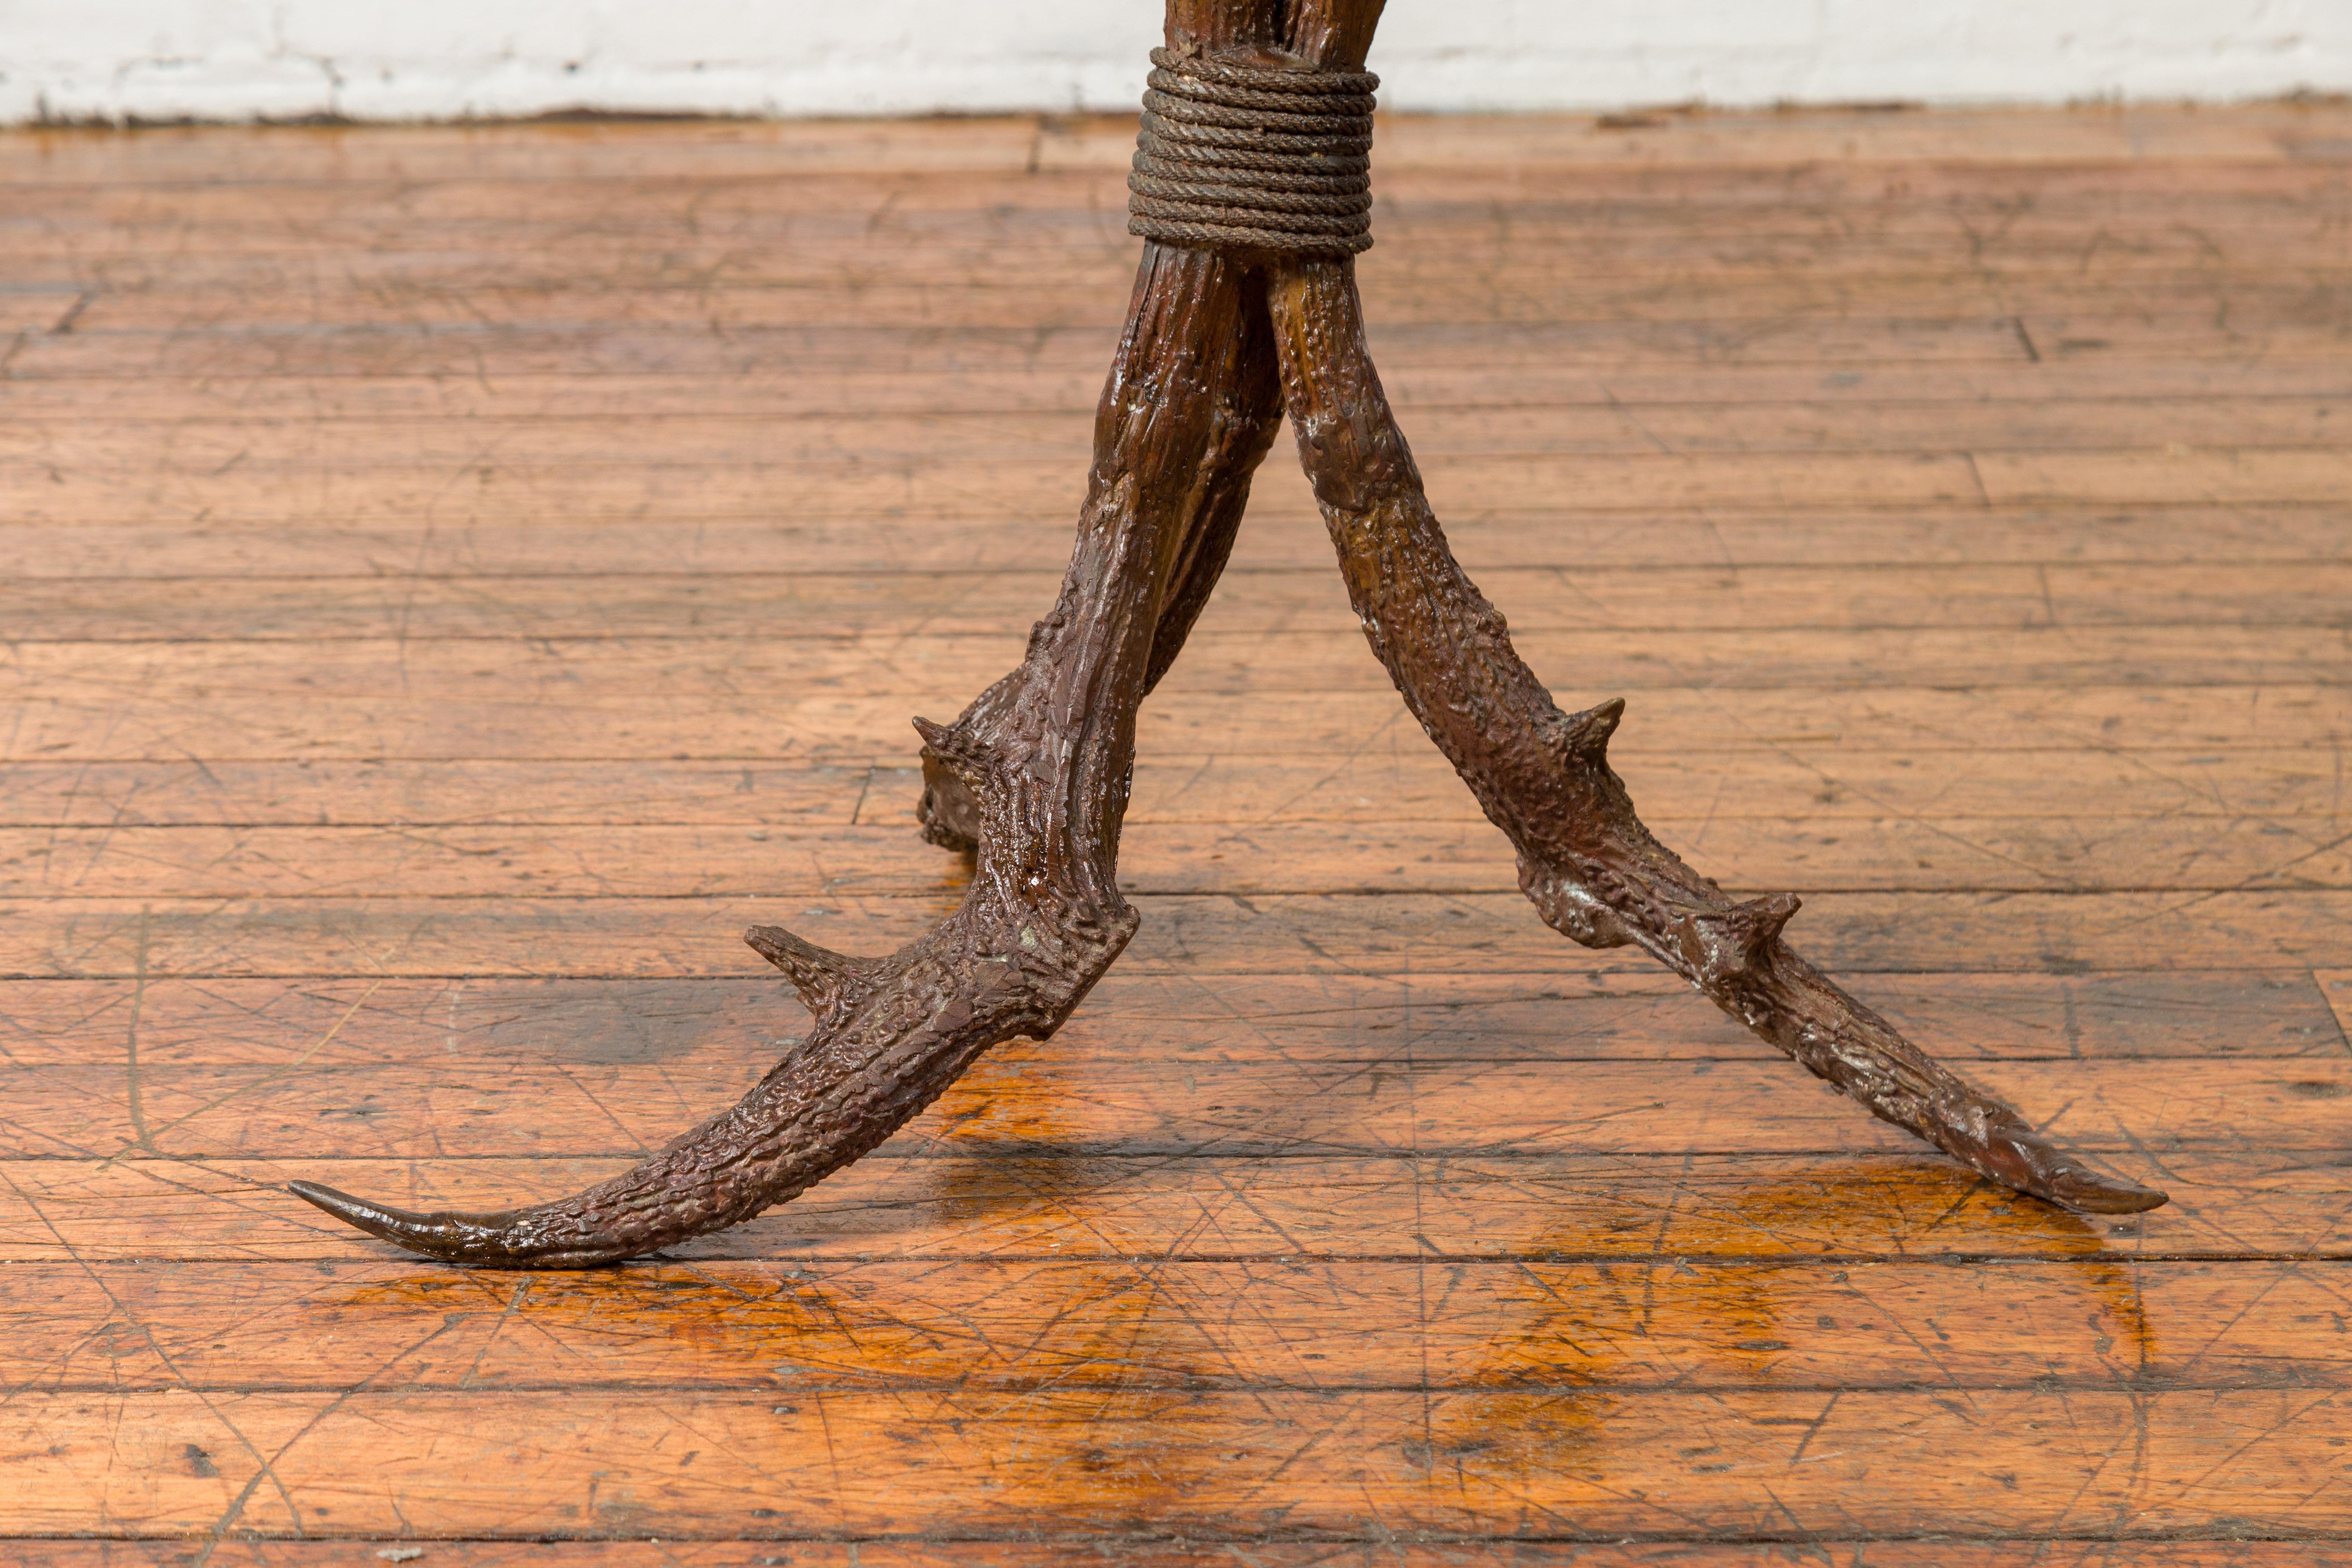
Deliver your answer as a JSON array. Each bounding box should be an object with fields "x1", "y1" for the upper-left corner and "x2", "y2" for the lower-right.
[
  {"x1": 293, "y1": 242, "x2": 1290, "y2": 1265},
  {"x1": 1262, "y1": 260, "x2": 2166, "y2": 1216},
  {"x1": 295, "y1": 0, "x2": 2162, "y2": 1268}
]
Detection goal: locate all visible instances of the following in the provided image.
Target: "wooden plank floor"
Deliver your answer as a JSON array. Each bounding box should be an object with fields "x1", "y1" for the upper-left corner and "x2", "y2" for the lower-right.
[{"x1": 1, "y1": 101, "x2": 2349, "y2": 1563}]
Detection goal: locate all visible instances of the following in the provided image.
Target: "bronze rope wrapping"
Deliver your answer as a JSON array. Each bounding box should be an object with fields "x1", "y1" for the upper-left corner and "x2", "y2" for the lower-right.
[{"x1": 1128, "y1": 46, "x2": 1379, "y2": 255}]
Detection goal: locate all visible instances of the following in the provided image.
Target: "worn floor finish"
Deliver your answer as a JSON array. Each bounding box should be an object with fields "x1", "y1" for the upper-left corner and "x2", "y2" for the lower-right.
[{"x1": 0, "y1": 102, "x2": 2349, "y2": 1564}]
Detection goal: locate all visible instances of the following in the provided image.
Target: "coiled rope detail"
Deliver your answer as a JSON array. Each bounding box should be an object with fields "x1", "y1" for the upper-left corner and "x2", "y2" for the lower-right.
[{"x1": 1128, "y1": 47, "x2": 1378, "y2": 257}]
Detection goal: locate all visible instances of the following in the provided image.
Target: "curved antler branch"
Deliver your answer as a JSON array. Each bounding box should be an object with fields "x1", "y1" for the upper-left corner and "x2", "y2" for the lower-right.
[
  {"x1": 291, "y1": 240, "x2": 1284, "y2": 1266},
  {"x1": 917, "y1": 263, "x2": 1284, "y2": 852},
  {"x1": 291, "y1": 0, "x2": 2159, "y2": 1273},
  {"x1": 294, "y1": 717, "x2": 1135, "y2": 1267},
  {"x1": 1262, "y1": 259, "x2": 2166, "y2": 1216}
]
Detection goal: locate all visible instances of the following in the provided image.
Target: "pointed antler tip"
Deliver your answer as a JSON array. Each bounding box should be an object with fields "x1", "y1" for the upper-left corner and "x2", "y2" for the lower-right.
[
  {"x1": 289, "y1": 1177, "x2": 576, "y2": 1267},
  {"x1": 288, "y1": 1178, "x2": 379, "y2": 1221},
  {"x1": 912, "y1": 715, "x2": 996, "y2": 788},
  {"x1": 1965, "y1": 1125, "x2": 2174, "y2": 1217},
  {"x1": 1557, "y1": 696, "x2": 1627, "y2": 759},
  {"x1": 745, "y1": 923, "x2": 873, "y2": 1014},
  {"x1": 2048, "y1": 1168, "x2": 2171, "y2": 1215},
  {"x1": 745, "y1": 922, "x2": 832, "y2": 964},
  {"x1": 287, "y1": 1178, "x2": 437, "y2": 1242}
]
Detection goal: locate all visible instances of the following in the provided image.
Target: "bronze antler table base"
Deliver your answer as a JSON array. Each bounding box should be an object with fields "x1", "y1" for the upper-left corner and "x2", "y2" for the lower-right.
[{"x1": 291, "y1": 0, "x2": 2167, "y2": 1268}]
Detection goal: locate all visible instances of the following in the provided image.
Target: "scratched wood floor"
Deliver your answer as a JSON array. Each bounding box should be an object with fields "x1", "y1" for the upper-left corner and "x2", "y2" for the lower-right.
[{"x1": 0, "y1": 100, "x2": 2349, "y2": 1566}]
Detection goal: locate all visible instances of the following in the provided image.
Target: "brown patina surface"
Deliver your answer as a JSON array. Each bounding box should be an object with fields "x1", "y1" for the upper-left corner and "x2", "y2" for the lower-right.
[
  {"x1": 0, "y1": 33, "x2": 2349, "y2": 1565},
  {"x1": 291, "y1": 0, "x2": 2163, "y2": 1267}
]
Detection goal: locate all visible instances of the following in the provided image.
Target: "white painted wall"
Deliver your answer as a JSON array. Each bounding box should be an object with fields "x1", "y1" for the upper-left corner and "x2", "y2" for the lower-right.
[{"x1": 3, "y1": 1, "x2": 2346, "y2": 125}]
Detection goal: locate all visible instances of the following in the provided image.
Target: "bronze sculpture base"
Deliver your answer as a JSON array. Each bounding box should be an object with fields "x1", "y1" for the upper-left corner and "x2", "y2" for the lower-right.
[{"x1": 291, "y1": 0, "x2": 2167, "y2": 1268}]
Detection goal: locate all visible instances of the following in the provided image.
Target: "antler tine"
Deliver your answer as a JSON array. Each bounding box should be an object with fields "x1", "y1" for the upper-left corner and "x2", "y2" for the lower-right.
[
  {"x1": 293, "y1": 704, "x2": 1137, "y2": 1268},
  {"x1": 1264, "y1": 259, "x2": 2166, "y2": 1217},
  {"x1": 288, "y1": 240, "x2": 1288, "y2": 1268},
  {"x1": 917, "y1": 257, "x2": 1285, "y2": 857}
]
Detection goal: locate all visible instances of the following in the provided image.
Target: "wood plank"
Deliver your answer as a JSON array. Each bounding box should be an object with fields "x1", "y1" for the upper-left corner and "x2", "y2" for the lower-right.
[
  {"x1": 103, "y1": 193, "x2": 2351, "y2": 269},
  {"x1": 0, "y1": 104, "x2": 2337, "y2": 185},
  {"x1": 15, "y1": 314, "x2": 2352, "y2": 386},
  {"x1": 46, "y1": 276, "x2": 2352, "y2": 336},
  {"x1": 0, "y1": 760, "x2": 888, "y2": 827},
  {"x1": 0, "y1": 970, "x2": 2336, "y2": 1069},
  {"x1": 0, "y1": 288, "x2": 80, "y2": 336},
  {"x1": 8, "y1": 183, "x2": 2345, "y2": 255},
  {"x1": 0, "y1": 118, "x2": 1059, "y2": 184},
  {"x1": 9, "y1": 158, "x2": 2341, "y2": 218},
  {"x1": 11, "y1": 448, "x2": 2350, "y2": 524},
  {"x1": 0, "y1": 322, "x2": 2043, "y2": 386},
  {"x1": 1357, "y1": 105, "x2": 2342, "y2": 168},
  {"x1": 0, "y1": 450, "x2": 1997, "y2": 521},
  {"x1": 11, "y1": 233, "x2": 2350, "y2": 292},
  {"x1": 6, "y1": 257, "x2": 2334, "y2": 344},
  {"x1": 0, "y1": 1544, "x2": 2337, "y2": 1568},
  {"x1": 7, "y1": 507, "x2": 2348, "y2": 580},
  {"x1": 4, "y1": 812, "x2": 2347, "y2": 897},
  {"x1": 0, "y1": 887, "x2": 2346, "y2": 977},
  {"x1": 6, "y1": 230, "x2": 2335, "y2": 304},
  {"x1": 0, "y1": 1053, "x2": 2327, "y2": 1162},
  {"x1": 4, "y1": 679, "x2": 2337, "y2": 764},
  {"x1": 2324, "y1": 971, "x2": 2352, "y2": 1046},
  {"x1": 0, "y1": 1385, "x2": 2345, "y2": 1537},
  {"x1": 5, "y1": 100, "x2": 2341, "y2": 174},
  {"x1": 0, "y1": 749, "x2": 2344, "y2": 829},
  {"x1": 0, "y1": 1148, "x2": 2323, "y2": 1263},
  {"x1": 3, "y1": 562, "x2": 2344, "y2": 643},
  {"x1": 17, "y1": 217, "x2": 2345, "y2": 291},
  {"x1": 9, "y1": 168, "x2": 2343, "y2": 236},
  {"x1": 0, "y1": 1256, "x2": 2335, "y2": 1393},
  {"x1": 10, "y1": 398, "x2": 2347, "y2": 468},
  {"x1": 1980, "y1": 449, "x2": 2352, "y2": 505},
  {"x1": 4, "y1": 639, "x2": 2348, "y2": 769},
  {"x1": 7, "y1": 361, "x2": 2345, "y2": 421}
]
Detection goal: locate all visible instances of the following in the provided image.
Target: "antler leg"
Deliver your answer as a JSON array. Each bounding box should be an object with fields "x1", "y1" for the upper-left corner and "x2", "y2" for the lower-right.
[
  {"x1": 916, "y1": 0, "x2": 1298, "y2": 855},
  {"x1": 291, "y1": 239, "x2": 1280, "y2": 1265},
  {"x1": 1262, "y1": 259, "x2": 2166, "y2": 1216},
  {"x1": 918, "y1": 263, "x2": 1283, "y2": 851}
]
